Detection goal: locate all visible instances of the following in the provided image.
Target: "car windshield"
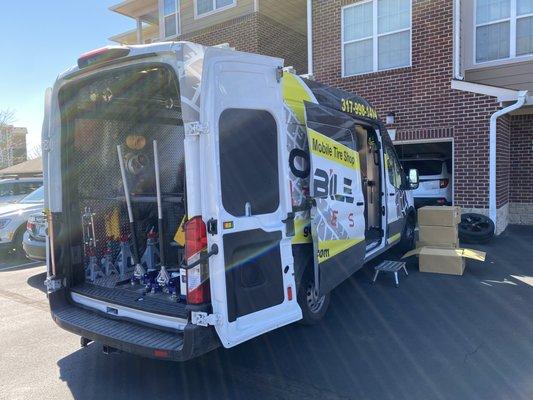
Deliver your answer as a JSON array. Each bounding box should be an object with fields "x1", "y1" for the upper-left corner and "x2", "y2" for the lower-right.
[
  {"x1": 19, "y1": 186, "x2": 44, "y2": 204},
  {"x1": 401, "y1": 160, "x2": 443, "y2": 176}
]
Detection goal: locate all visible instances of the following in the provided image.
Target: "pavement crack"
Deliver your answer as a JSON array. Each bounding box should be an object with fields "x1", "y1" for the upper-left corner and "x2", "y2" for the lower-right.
[{"x1": 0, "y1": 288, "x2": 49, "y2": 311}]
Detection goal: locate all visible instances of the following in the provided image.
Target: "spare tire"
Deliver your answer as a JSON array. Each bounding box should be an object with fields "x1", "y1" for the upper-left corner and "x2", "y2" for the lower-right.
[{"x1": 459, "y1": 213, "x2": 495, "y2": 244}]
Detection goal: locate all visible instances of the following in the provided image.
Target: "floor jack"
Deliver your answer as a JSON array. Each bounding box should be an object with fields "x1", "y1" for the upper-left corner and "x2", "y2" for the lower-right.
[
  {"x1": 82, "y1": 207, "x2": 103, "y2": 282},
  {"x1": 117, "y1": 145, "x2": 145, "y2": 285},
  {"x1": 152, "y1": 140, "x2": 173, "y2": 296}
]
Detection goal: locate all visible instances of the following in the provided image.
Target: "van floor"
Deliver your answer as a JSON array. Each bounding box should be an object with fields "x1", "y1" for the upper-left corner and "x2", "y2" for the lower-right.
[{"x1": 70, "y1": 282, "x2": 188, "y2": 319}]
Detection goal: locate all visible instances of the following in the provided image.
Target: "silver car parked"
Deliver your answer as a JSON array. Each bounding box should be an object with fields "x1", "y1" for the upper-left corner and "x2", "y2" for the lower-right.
[{"x1": 0, "y1": 186, "x2": 44, "y2": 256}]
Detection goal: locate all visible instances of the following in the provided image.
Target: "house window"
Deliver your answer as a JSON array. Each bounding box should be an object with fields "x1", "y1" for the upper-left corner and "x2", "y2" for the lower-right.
[
  {"x1": 195, "y1": 0, "x2": 235, "y2": 18},
  {"x1": 342, "y1": 0, "x2": 411, "y2": 76},
  {"x1": 475, "y1": 0, "x2": 533, "y2": 63},
  {"x1": 163, "y1": 0, "x2": 180, "y2": 38}
]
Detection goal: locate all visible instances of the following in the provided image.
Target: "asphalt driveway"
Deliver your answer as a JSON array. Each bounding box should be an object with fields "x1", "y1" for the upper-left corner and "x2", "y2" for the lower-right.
[{"x1": 0, "y1": 225, "x2": 532, "y2": 400}]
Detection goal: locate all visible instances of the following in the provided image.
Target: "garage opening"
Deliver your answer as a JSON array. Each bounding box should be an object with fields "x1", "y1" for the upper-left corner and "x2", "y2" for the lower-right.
[{"x1": 394, "y1": 140, "x2": 453, "y2": 208}]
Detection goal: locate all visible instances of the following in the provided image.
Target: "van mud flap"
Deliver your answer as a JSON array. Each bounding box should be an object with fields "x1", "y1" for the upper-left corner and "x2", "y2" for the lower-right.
[{"x1": 48, "y1": 289, "x2": 219, "y2": 361}]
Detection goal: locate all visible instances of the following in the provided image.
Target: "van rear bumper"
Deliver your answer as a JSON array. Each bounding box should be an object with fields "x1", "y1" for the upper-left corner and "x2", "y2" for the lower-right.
[{"x1": 48, "y1": 289, "x2": 220, "y2": 361}]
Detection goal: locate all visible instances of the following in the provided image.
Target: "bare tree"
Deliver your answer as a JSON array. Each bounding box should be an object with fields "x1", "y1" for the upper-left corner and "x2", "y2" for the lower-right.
[{"x1": 0, "y1": 109, "x2": 15, "y2": 129}]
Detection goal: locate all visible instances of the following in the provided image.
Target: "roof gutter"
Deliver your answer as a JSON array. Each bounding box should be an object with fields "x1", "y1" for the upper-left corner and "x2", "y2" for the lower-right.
[{"x1": 489, "y1": 90, "x2": 528, "y2": 225}]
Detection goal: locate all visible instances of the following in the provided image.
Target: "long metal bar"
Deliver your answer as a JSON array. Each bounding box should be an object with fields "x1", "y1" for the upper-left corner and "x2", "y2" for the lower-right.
[
  {"x1": 117, "y1": 145, "x2": 140, "y2": 264},
  {"x1": 153, "y1": 140, "x2": 166, "y2": 267}
]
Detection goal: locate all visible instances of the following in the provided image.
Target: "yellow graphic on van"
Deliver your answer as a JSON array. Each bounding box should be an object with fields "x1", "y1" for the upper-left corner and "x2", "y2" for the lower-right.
[
  {"x1": 292, "y1": 218, "x2": 312, "y2": 244},
  {"x1": 317, "y1": 238, "x2": 365, "y2": 263},
  {"x1": 282, "y1": 73, "x2": 313, "y2": 124},
  {"x1": 308, "y1": 129, "x2": 360, "y2": 170}
]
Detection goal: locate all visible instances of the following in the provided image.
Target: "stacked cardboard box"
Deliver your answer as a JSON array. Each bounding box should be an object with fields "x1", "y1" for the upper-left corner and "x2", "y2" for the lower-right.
[
  {"x1": 418, "y1": 206, "x2": 461, "y2": 248},
  {"x1": 403, "y1": 206, "x2": 485, "y2": 276}
]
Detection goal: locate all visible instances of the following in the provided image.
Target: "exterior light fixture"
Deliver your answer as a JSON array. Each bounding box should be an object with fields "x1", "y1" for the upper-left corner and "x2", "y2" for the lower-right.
[{"x1": 386, "y1": 112, "x2": 395, "y2": 125}]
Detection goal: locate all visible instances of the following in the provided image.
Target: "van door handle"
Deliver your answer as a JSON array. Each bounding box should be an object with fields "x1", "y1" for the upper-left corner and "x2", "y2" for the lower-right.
[
  {"x1": 389, "y1": 193, "x2": 396, "y2": 196},
  {"x1": 356, "y1": 202, "x2": 364, "y2": 206},
  {"x1": 182, "y1": 244, "x2": 219, "y2": 270},
  {"x1": 282, "y1": 212, "x2": 295, "y2": 237}
]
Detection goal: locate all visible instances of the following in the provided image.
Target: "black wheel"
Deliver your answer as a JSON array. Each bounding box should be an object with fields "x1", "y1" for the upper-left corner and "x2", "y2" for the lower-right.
[
  {"x1": 11, "y1": 226, "x2": 27, "y2": 257},
  {"x1": 399, "y1": 213, "x2": 416, "y2": 252},
  {"x1": 297, "y1": 271, "x2": 330, "y2": 325},
  {"x1": 459, "y1": 213, "x2": 495, "y2": 244}
]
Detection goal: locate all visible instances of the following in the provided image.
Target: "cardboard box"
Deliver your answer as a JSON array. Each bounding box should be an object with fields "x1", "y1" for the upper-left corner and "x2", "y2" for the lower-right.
[
  {"x1": 402, "y1": 247, "x2": 486, "y2": 276},
  {"x1": 418, "y1": 225, "x2": 459, "y2": 247},
  {"x1": 418, "y1": 206, "x2": 461, "y2": 227}
]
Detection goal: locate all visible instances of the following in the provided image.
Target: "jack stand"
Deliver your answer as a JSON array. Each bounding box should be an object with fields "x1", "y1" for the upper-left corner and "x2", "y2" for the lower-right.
[
  {"x1": 102, "y1": 240, "x2": 118, "y2": 276},
  {"x1": 116, "y1": 235, "x2": 133, "y2": 278},
  {"x1": 85, "y1": 249, "x2": 103, "y2": 282},
  {"x1": 156, "y1": 266, "x2": 171, "y2": 290},
  {"x1": 141, "y1": 229, "x2": 160, "y2": 272},
  {"x1": 139, "y1": 229, "x2": 160, "y2": 289},
  {"x1": 131, "y1": 263, "x2": 146, "y2": 285},
  {"x1": 167, "y1": 274, "x2": 181, "y2": 300}
]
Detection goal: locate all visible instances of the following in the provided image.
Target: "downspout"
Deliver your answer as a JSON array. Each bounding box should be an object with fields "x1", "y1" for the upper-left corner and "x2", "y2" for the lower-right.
[
  {"x1": 489, "y1": 91, "x2": 528, "y2": 225},
  {"x1": 453, "y1": 0, "x2": 464, "y2": 80},
  {"x1": 307, "y1": 0, "x2": 313, "y2": 76}
]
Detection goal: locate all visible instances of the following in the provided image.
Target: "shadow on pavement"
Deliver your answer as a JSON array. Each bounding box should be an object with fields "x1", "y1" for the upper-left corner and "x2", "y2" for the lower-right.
[
  {"x1": 55, "y1": 226, "x2": 533, "y2": 400},
  {"x1": 26, "y1": 271, "x2": 47, "y2": 293}
]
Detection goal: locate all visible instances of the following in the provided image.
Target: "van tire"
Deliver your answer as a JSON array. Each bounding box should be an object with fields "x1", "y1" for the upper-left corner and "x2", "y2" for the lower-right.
[
  {"x1": 399, "y1": 213, "x2": 416, "y2": 252},
  {"x1": 297, "y1": 272, "x2": 330, "y2": 325}
]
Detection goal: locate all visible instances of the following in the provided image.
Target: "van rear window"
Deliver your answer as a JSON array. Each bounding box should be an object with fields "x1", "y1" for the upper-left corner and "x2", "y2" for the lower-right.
[{"x1": 219, "y1": 109, "x2": 279, "y2": 217}]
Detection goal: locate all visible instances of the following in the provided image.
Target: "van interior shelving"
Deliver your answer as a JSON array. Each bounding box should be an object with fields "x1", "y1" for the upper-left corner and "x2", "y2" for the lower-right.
[{"x1": 60, "y1": 63, "x2": 187, "y2": 318}]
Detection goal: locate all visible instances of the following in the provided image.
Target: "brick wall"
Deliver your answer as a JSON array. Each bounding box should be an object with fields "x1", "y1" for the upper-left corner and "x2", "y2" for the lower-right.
[
  {"x1": 258, "y1": 14, "x2": 308, "y2": 74},
  {"x1": 312, "y1": 0, "x2": 506, "y2": 209},
  {"x1": 510, "y1": 114, "x2": 533, "y2": 203},
  {"x1": 181, "y1": 13, "x2": 307, "y2": 75},
  {"x1": 181, "y1": 13, "x2": 260, "y2": 53},
  {"x1": 496, "y1": 115, "x2": 511, "y2": 208}
]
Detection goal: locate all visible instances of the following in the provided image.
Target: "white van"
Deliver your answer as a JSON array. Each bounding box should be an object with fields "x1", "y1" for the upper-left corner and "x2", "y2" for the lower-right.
[{"x1": 44, "y1": 42, "x2": 419, "y2": 361}]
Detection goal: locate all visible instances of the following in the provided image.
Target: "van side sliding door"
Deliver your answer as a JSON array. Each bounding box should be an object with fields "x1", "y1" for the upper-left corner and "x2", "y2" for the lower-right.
[
  {"x1": 199, "y1": 48, "x2": 302, "y2": 348},
  {"x1": 304, "y1": 104, "x2": 366, "y2": 296},
  {"x1": 382, "y1": 136, "x2": 407, "y2": 244}
]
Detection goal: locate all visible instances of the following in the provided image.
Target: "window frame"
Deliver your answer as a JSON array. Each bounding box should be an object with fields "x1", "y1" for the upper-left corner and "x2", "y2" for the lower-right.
[
  {"x1": 194, "y1": 0, "x2": 237, "y2": 20},
  {"x1": 474, "y1": 0, "x2": 533, "y2": 64},
  {"x1": 161, "y1": 0, "x2": 181, "y2": 39},
  {"x1": 341, "y1": 0, "x2": 412, "y2": 78}
]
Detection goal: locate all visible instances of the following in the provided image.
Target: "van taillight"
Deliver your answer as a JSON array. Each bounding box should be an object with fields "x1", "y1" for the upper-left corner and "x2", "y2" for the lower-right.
[
  {"x1": 440, "y1": 179, "x2": 449, "y2": 188},
  {"x1": 184, "y1": 216, "x2": 210, "y2": 305}
]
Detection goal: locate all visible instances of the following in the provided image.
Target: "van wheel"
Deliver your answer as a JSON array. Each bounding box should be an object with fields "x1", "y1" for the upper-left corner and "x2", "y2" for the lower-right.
[
  {"x1": 297, "y1": 273, "x2": 330, "y2": 325},
  {"x1": 399, "y1": 214, "x2": 416, "y2": 252}
]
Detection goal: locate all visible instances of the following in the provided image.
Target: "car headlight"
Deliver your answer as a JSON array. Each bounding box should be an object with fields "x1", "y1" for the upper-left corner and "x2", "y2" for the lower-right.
[{"x1": 0, "y1": 218, "x2": 12, "y2": 230}]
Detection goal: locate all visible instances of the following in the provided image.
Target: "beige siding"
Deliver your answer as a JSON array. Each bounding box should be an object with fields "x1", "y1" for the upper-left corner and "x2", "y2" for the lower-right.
[
  {"x1": 259, "y1": 0, "x2": 307, "y2": 35},
  {"x1": 461, "y1": 0, "x2": 533, "y2": 91},
  {"x1": 464, "y1": 60, "x2": 533, "y2": 92},
  {"x1": 178, "y1": 0, "x2": 254, "y2": 35}
]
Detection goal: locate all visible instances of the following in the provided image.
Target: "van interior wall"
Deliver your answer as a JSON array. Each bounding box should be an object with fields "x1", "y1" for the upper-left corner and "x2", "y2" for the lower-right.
[
  {"x1": 355, "y1": 126, "x2": 382, "y2": 238},
  {"x1": 59, "y1": 64, "x2": 186, "y2": 288},
  {"x1": 72, "y1": 118, "x2": 185, "y2": 276}
]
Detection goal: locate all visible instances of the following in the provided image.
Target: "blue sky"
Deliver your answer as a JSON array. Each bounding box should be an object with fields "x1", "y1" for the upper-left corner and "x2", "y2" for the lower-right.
[{"x1": 0, "y1": 1, "x2": 134, "y2": 152}]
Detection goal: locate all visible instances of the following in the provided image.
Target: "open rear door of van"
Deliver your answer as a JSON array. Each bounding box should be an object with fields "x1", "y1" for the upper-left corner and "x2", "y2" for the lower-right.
[
  {"x1": 304, "y1": 103, "x2": 367, "y2": 296},
  {"x1": 199, "y1": 48, "x2": 302, "y2": 348}
]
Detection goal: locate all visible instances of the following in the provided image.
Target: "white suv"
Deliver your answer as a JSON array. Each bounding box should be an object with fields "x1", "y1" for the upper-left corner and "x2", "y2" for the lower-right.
[
  {"x1": 400, "y1": 155, "x2": 452, "y2": 208},
  {"x1": 0, "y1": 178, "x2": 43, "y2": 204}
]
